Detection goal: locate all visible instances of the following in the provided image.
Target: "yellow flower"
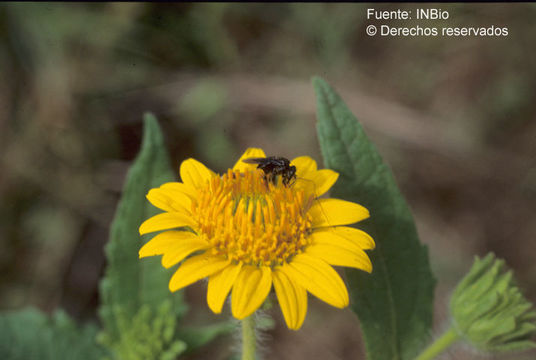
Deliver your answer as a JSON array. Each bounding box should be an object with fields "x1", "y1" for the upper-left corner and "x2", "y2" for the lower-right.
[{"x1": 139, "y1": 148, "x2": 374, "y2": 330}]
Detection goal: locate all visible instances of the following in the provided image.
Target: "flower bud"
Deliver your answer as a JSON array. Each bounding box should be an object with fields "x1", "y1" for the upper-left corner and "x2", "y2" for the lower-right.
[{"x1": 450, "y1": 253, "x2": 536, "y2": 352}]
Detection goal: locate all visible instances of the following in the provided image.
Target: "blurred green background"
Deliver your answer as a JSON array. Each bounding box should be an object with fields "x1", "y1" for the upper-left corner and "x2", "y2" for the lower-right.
[{"x1": 1, "y1": 3, "x2": 535, "y2": 359}]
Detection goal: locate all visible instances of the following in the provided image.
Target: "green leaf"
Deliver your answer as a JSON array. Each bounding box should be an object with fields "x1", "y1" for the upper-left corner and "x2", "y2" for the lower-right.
[
  {"x1": 98, "y1": 113, "x2": 188, "y2": 356},
  {"x1": 313, "y1": 77, "x2": 436, "y2": 360},
  {"x1": 0, "y1": 308, "x2": 106, "y2": 360}
]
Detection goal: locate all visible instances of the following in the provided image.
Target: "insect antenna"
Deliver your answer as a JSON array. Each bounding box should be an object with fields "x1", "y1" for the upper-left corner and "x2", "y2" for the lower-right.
[{"x1": 293, "y1": 176, "x2": 335, "y2": 231}]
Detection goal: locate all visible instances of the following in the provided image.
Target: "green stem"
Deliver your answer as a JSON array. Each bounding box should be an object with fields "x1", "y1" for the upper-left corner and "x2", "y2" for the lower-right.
[
  {"x1": 414, "y1": 327, "x2": 461, "y2": 360},
  {"x1": 241, "y1": 315, "x2": 256, "y2": 360}
]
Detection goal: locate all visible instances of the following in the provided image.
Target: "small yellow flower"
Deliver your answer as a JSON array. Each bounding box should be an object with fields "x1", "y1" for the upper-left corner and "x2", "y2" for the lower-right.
[{"x1": 139, "y1": 148, "x2": 374, "y2": 330}]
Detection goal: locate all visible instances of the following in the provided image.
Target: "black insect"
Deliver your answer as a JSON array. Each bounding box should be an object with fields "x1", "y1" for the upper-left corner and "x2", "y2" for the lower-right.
[{"x1": 242, "y1": 156, "x2": 297, "y2": 186}]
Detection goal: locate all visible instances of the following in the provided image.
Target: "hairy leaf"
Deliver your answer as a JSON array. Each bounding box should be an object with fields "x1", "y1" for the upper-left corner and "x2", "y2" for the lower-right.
[
  {"x1": 0, "y1": 308, "x2": 105, "y2": 360},
  {"x1": 313, "y1": 77, "x2": 435, "y2": 360},
  {"x1": 98, "y1": 114, "x2": 187, "y2": 350},
  {"x1": 97, "y1": 301, "x2": 187, "y2": 360}
]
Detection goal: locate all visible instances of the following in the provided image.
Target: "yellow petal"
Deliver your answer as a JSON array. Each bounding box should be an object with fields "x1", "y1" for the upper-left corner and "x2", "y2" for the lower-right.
[
  {"x1": 310, "y1": 198, "x2": 369, "y2": 227},
  {"x1": 273, "y1": 268, "x2": 307, "y2": 330},
  {"x1": 291, "y1": 156, "x2": 317, "y2": 178},
  {"x1": 161, "y1": 240, "x2": 210, "y2": 269},
  {"x1": 179, "y1": 158, "x2": 215, "y2": 188},
  {"x1": 139, "y1": 212, "x2": 197, "y2": 235},
  {"x1": 311, "y1": 228, "x2": 374, "y2": 252},
  {"x1": 146, "y1": 188, "x2": 190, "y2": 214},
  {"x1": 231, "y1": 266, "x2": 272, "y2": 319},
  {"x1": 207, "y1": 262, "x2": 243, "y2": 314},
  {"x1": 328, "y1": 226, "x2": 375, "y2": 250},
  {"x1": 160, "y1": 182, "x2": 197, "y2": 200},
  {"x1": 285, "y1": 253, "x2": 348, "y2": 308},
  {"x1": 293, "y1": 169, "x2": 339, "y2": 199},
  {"x1": 232, "y1": 148, "x2": 267, "y2": 172},
  {"x1": 139, "y1": 230, "x2": 204, "y2": 257},
  {"x1": 168, "y1": 253, "x2": 230, "y2": 292},
  {"x1": 305, "y1": 243, "x2": 372, "y2": 273},
  {"x1": 309, "y1": 169, "x2": 339, "y2": 197},
  {"x1": 290, "y1": 157, "x2": 338, "y2": 197}
]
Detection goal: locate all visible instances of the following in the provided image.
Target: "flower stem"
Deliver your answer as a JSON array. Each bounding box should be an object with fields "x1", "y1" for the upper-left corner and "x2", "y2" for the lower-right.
[
  {"x1": 414, "y1": 327, "x2": 461, "y2": 360},
  {"x1": 241, "y1": 315, "x2": 256, "y2": 360}
]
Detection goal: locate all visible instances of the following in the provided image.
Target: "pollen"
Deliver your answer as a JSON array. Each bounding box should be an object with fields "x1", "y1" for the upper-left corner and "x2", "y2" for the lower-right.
[{"x1": 190, "y1": 169, "x2": 313, "y2": 267}]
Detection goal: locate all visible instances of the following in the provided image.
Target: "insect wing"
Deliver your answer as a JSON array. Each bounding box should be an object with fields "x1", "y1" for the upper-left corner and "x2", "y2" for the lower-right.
[{"x1": 242, "y1": 157, "x2": 267, "y2": 165}]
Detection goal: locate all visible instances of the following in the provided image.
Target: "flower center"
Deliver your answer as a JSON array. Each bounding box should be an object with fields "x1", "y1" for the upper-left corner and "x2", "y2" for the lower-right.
[{"x1": 191, "y1": 169, "x2": 314, "y2": 267}]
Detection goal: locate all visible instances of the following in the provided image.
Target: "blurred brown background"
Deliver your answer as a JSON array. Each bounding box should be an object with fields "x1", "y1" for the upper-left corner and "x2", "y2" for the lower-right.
[{"x1": 0, "y1": 3, "x2": 535, "y2": 359}]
